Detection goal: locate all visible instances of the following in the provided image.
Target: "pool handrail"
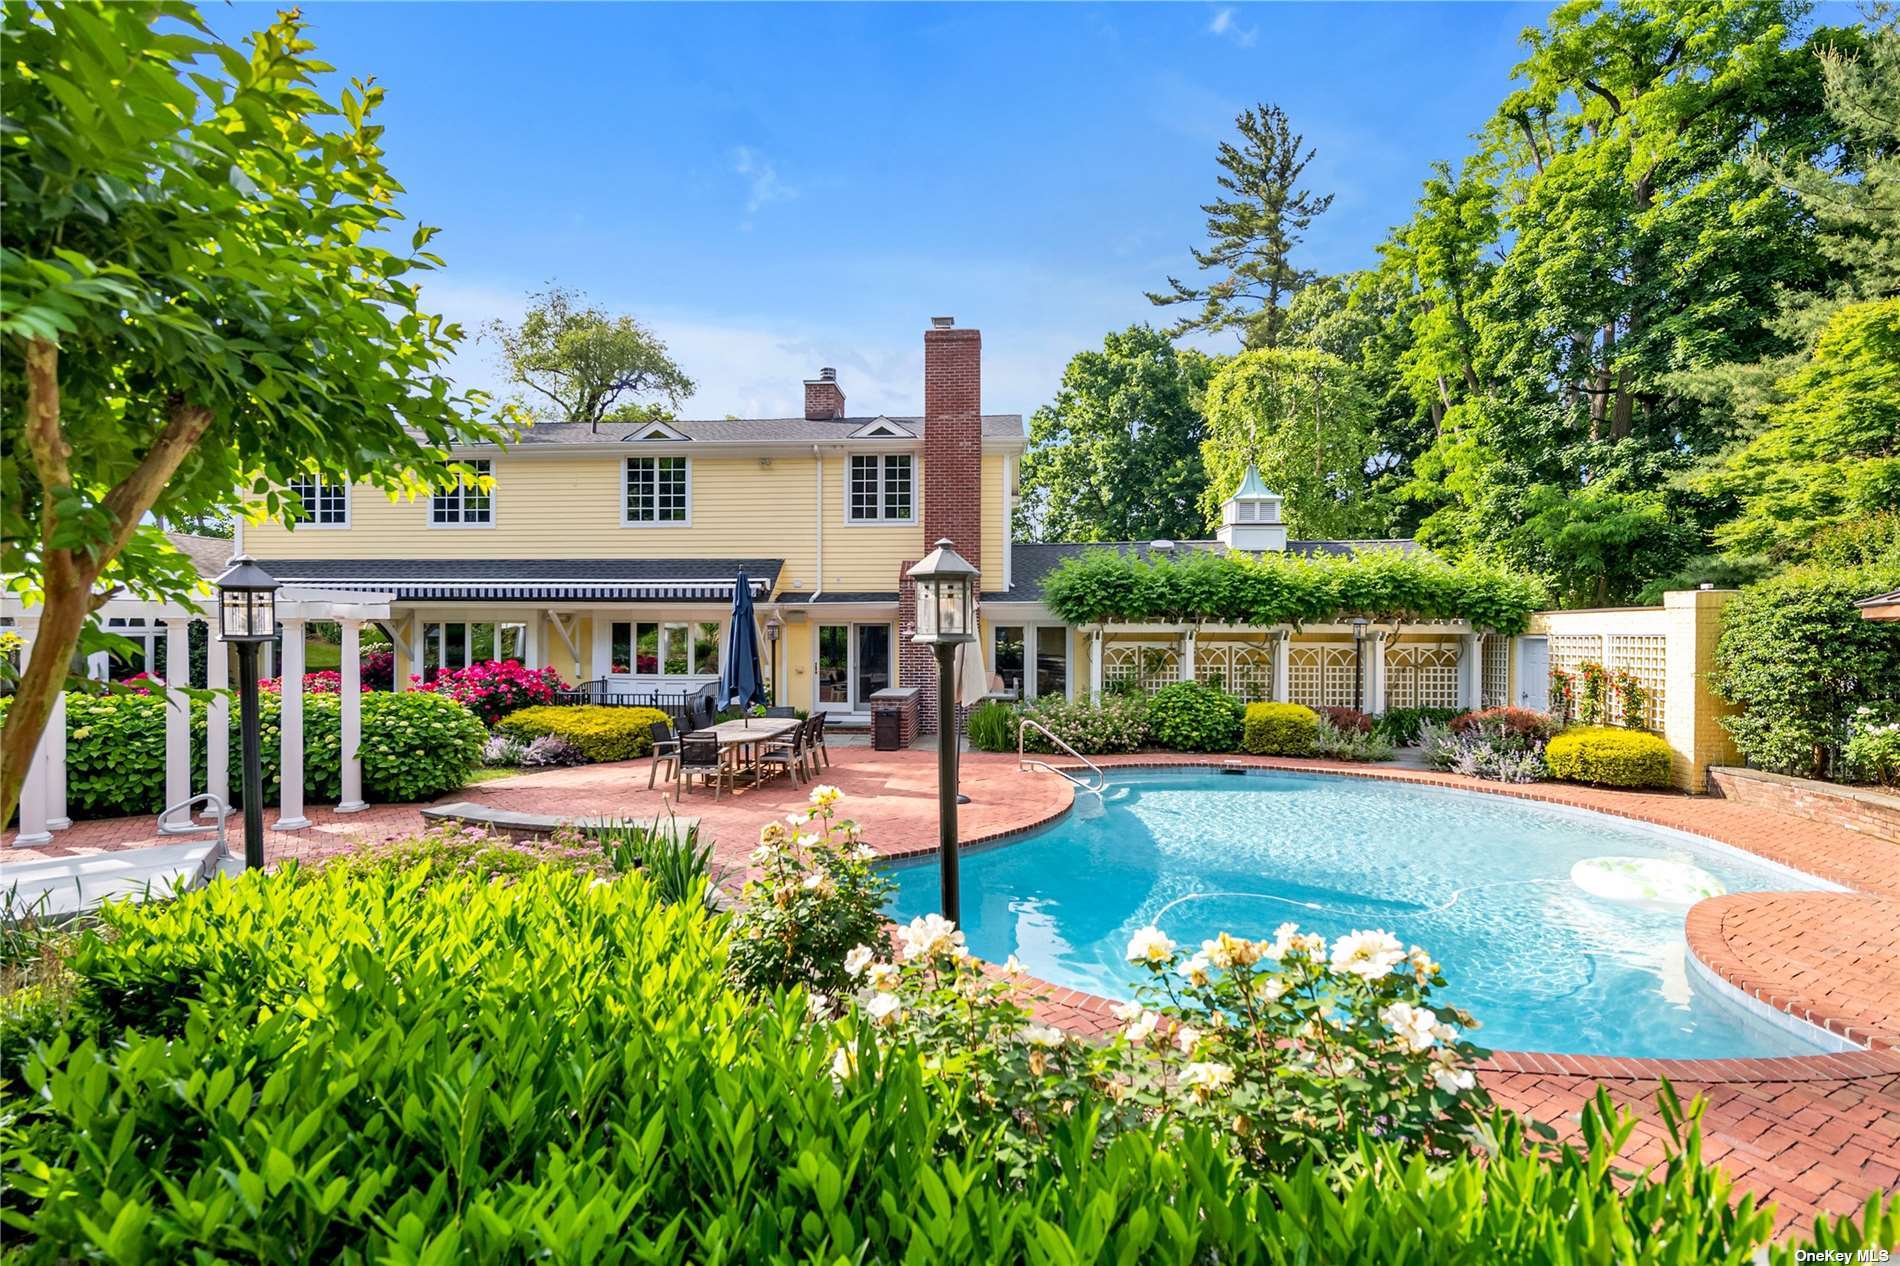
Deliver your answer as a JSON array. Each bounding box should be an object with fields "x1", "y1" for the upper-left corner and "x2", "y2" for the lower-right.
[{"x1": 1017, "y1": 718, "x2": 1106, "y2": 796}]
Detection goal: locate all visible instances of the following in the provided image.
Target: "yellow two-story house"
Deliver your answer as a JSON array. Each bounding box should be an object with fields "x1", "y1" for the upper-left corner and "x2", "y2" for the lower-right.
[{"x1": 245, "y1": 316, "x2": 1519, "y2": 731}]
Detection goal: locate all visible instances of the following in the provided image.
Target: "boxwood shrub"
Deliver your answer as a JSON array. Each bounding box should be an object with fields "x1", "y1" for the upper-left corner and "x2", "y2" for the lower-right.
[
  {"x1": 4, "y1": 859, "x2": 1890, "y2": 1263},
  {"x1": 1144, "y1": 680, "x2": 1243, "y2": 752},
  {"x1": 0, "y1": 690, "x2": 481, "y2": 817},
  {"x1": 1544, "y1": 725, "x2": 1674, "y2": 788},
  {"x1": 1241, "y1": 701, "x2": 1321, "y2": 756},
  {"x1": 496, "y1": 704, "x2": 672, "y2": 762}
]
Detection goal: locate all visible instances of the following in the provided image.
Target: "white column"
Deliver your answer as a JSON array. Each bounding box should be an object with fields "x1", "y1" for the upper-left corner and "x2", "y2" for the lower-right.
[
  {"x1": 277, "y1": 616, "x2": 309, "y2": 829},
  {"x1": 337, "y1": 619, "x2": 366, "y2": 812},
  {"x1": 12, "y1": 619, "x2": 51, "y2": 846},
  {"x1": 1181, "y1": 627, "x2": 1197, "y2": 687},
  {"x1": 1088, "y1": 629, "x2": 1104, "y2": 701},
  {"x1": 159, "y1": 618, "x2": 192, "y2": 829},
  {"x1": 1363, "y1": 632, "x2": 1387, "y2": 715},
  {"x1": 590, "y1": 612, "x2": 610, "y2": 681},
  {"x1": 86, "y1": 651, "x2": 108, "y2": 680},
  {"x1": 523, "y1": 613, "x2": 541, "y2": 671},
  {"x1": 1272, "y1": 630, "x2": 1291, "y2": 702},
  {"x1": 46, "y1": 686, "x2": 69, "y2": 830},
  {"x1": 1458, "y1": 633, "x2": 1482, "y2": 711},
  {"x1": 205, "y1": 622, "x2": 230, "y2": 819},
  {"x1": 399, "y1": 611, "x2": 420, "y2": 690}
]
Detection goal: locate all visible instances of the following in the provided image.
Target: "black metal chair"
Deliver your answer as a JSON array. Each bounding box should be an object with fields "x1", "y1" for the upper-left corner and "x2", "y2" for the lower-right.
[
  {"x1": 807, "y1": 711, "x2": 831, "y2": 769},
  {"x1": 675, "y1": 734, "x2": 730, "y2": 799},
  {"x1": 646, "y1": 719, "x2": 680, "y2": 790},
  {"x1": 757, "y1": 717, "x2": 809, "y2": 785}
]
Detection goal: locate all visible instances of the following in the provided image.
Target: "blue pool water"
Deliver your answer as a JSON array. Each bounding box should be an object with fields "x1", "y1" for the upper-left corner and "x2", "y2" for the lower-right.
[{"x1": 887, "y1": 770, "x2": 1843, "y2": 1059}]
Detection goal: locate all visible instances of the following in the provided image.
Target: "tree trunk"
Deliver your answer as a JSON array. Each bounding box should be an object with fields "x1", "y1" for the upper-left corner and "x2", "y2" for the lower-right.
[{"x1": 1588, "y1": 324, "x2": 1615, "y2": 441}]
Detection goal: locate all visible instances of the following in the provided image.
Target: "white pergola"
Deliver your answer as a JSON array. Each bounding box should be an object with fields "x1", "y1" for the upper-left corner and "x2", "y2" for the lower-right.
[{"x1": 5, "y1": 587, "x2": 392, "y2": 848}]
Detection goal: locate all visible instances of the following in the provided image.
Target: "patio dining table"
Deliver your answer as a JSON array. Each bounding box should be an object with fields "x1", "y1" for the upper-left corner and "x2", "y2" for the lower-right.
[{"x1": 686, "y1": 717, "x2": 801, "y2": 788}]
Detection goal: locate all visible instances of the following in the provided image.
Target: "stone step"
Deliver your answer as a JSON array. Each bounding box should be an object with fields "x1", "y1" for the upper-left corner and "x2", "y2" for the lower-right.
[{"x1": 1, "y1": 838, "x2": 225, "y2": 919}]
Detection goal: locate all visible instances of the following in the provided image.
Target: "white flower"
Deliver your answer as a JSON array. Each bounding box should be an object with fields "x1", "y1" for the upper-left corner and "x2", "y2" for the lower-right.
[
  {"x1": 807, "y1": 993, "x2": 832, "y2": 1020},
  {"x1": 1263, "y1": 922, "x2": 1302, "y2": 960},
  {"x1": 801, "y1": 872, "x2": 826, "y2": 891},
  {"x1": 1111, "y1": 1000, "x2": 1146, "y2": 1022},
  {"x1": 1174, "y1": 1024, "x2": 1203, "y2": 1053},
  {"x1": 1183, "y1": 952, "x2": 1212, "y2": 986},
  {"x1": 1123, "y1": 1009, "x2": 1161, "y2": 1044},
  {"x1": 865, "y1": 992, "x2": 904, "y2": 1027},
  {"x1": 1433, "y1": 1066, "x2": 1476, "y2": 1094},
  {"x1": 1125, "y1": 926, "x2": 1177, "y2": 967},
  {"x1": 865, "y1": 962, "x2": 899, "y2": 990},
  {"x1": 898, "y1": 913, "x2": 965, "y2": 961},
  {"x1": 830, "y1": 1045, "x2": 860, "y2": 1081},
  {"x1": 1004, "y1": 954, "x2": 1025, "y2": 976},
  {"x1": 850, "y1": 843, "x2": 879, "y2": 862},
  {"x1": 1379, "y1": 1001, "x2": 1440, "y2": 1052},
  {"x1": 785, "y1": 812, "x2": 810, "y2": 828},
  {"x1": 843, "y1": 945, "x2": 876, "y2": 978},
  {"x1": 1407, "y1": 946, "x2": 1441, "y2": 982},
  {"x1": 809, "y1": 784, "x2": 843, "y2": 808},
  {"x1": 1022, "y1": 1024, "x2": 1066, "y2": 1048},
  {"x1": 1431, "y1": 1021, "x2": 1459, "y2": 1044},
  {"x1": 1179, "y1": 1061, "x2": 1235, "y2": 1098},
  {"x1": 792, "y1": 832, "x2": 820, "y2": 850},
  {"x1": 1260, "y1": 976, "x2": 1288, "y2": 1003},
  {"x1": 1329, "y1": 929, "x2": 1405, "y2": 980}
]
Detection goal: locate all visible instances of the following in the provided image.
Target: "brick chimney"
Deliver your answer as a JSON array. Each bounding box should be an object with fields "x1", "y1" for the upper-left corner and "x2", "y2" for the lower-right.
[
  {"x1": 803, "y1": 367, "x2": 845, "y2": 420},
  {"x1": 899, "y1": 316, "x2": 983, "y2": 736}
]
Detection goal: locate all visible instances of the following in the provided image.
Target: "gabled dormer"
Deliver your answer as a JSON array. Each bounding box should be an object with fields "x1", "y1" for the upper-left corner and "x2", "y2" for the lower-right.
[
  {"x1": 1215, "y1": 464, "x2": 1287, "y2": 553},
  {"x1": 848, "y1": 416, "x2": 915, "y2": 440},
  {"x1": 621, "y1": 420, "x2": 691, "y2": 442}
]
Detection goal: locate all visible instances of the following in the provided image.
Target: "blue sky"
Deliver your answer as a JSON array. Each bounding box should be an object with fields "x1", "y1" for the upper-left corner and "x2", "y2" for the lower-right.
[{"x1": 217, "y1": 1, "x2": 1556, "y2": 421}]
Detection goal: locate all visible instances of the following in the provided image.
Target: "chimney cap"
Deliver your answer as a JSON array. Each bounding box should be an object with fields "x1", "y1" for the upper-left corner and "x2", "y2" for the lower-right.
[
  {"x1": 930, "y1": 316, "x2": 955, "y2": 329},
  {"x1": 819, "y1": 367, "x2": 837, "y2": 382}
]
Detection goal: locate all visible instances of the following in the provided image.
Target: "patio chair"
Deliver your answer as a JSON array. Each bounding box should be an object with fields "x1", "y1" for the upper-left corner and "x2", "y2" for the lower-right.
[
  {"x1": 646, "y1": 719, "x2": 680, "y2": 790},
  {"x1": 757, "y1": 717, "x2": 809, "y2": 786},
  {"x1": 675, "y1": 734, "x2": 731, "y2": 800},
  {"x1": 808, "y1": 711, "x2": 831, "y2": 769}
]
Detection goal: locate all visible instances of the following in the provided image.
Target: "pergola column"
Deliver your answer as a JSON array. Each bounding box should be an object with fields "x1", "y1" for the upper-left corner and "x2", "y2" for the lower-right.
[
  {"x1": 205, "y1": 618, "x2": 230, "y2": 819},
  {"x1": 1088, "y1": 629, "x2": 1104, "y2": 702},
  {"x1": 86, "y1": 650, "x2": 109, "y2": 680},
  {"x1": 1271, "y1": 630, "x2": 1291, "y2": 702},
  {"x1": 523, "y1": 614, "x2": 541, "y2": 670},
  {"x1": 590, "y1": 612, "x2": 610, "y2": 681},
  {"x1": 1365, "y1": 631, "x2": 1389, "y2": 715},
  {"x1": 1458, "y1": 632, "x2": 1483, "y2": 710},
  {"x1": 12, "y1": 619, "x2": 52, "y2": 846},
  {"x1": 337, "y1": 618, "x2": 367, "y2": 813},
  {"x1": 159, "y1": 617, "x2": 193, "y2": 829},
  {"x1": 277, "y1": 615, "x2": 310, "y2": 830},
  {"x1": 1181, "y1": 627, "x2": 1198, "y2": 687}
]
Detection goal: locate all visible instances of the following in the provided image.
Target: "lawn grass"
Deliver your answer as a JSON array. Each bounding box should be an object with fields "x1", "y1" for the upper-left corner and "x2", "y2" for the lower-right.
[
  {"x1": 305, "y1": 639, "x2": 343, "y2": 670},
  {"x1": 464, "y1": 766, "x2": 523, "y2": 785}
]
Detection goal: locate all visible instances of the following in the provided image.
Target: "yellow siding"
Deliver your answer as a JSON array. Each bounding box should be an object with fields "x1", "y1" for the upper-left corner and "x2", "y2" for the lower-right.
[
  {"x1": 818, "y1": 453, "x2": 916, "y2": 591},
  {"x1": 979, "y1": 453, "x2": 1006, "y2": 587}
]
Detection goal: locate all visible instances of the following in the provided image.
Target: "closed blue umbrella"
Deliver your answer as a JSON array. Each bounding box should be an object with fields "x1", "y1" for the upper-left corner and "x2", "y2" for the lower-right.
[{"x1": 720, "y1": 570, "x2": 768, "y2": 713}]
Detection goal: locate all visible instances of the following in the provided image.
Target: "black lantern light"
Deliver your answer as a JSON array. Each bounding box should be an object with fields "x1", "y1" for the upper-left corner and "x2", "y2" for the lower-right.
[
  {"x1": 764, "y1": 615, "x2": 783, "y2": 704},
  {"x1": 1350, "y1": 616, "x2": 1369, "y2": 713},
  {"x1": 908, "y1": 538, "x2": 979, "y2": 926},
  {"x1": 214, "y1": 555, "x2": 279, "y2": 871}
]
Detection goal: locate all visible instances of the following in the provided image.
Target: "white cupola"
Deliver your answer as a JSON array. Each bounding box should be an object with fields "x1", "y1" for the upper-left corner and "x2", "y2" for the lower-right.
[{"x1": 1215, "y1": 464, "x2": 1287, "y2": 553}]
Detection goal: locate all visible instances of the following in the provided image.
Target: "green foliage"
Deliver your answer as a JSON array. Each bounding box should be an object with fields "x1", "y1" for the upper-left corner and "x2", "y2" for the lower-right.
[
  {"x1": 1843, "y1": 708, "x2": 1900, "y2": 788},
  {"x1": 1241, "y1": 702, "x2": 1321, "y2": 756},
  {"x1": 1039, "y1": 547, "x2": 1544, "y2": 634},
  {"x1": 1312, "y1": 719, "x2": 1396, "y2": 763},
  {"x1": 494, "y1": 704, "x2": 671, "y2": 763},
  {"x1": 1371, "y1": 706, "x2": 1466, "y2": 746},
  {"x1": 1713, "y1": 561, "x2": 1900, "y2": 778},
  {"x1": 1016, "y1": 325, "x2": 1217, "y2": 542},
  {"x1": 1144, "y1": 681, "x2": 1242, "y2": 752},
  {"x1": 1544, "y1": 726, "x2": 1674, "y2": 788},
  {"x1": 333, "y1": 823, "x2": 614, "y2": 884},
  {"x1": 358, "y1": 692, "x2": 487, "y2": 803},
  {"x1": 1200, "y1": 348, "x2": 1385, "y2": 538},
  {"x1": 484, "y1": 284, "x2": 694, "y2": 429},
  {"x1": 590, "y1": 817, "x2": 721, "y2": 910},
  {"x1": 1017, "y1": 694, "x2": 1151, "y2": 755},
  {"x1": 965, "y1": 699, "x2": 1019, "y2": 753},
  {"x1": 726, "y1": 791, "x2": 891, "y2": 998}
]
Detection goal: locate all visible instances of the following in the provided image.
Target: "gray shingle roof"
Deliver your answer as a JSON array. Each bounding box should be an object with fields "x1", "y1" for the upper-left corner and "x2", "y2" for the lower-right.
[
  {"x1": 501, "y1": 415, "x2": 1024, "y2": 446},
  {"x1": 165, "y1": 532, "x2": 235, "y2": 580},
  {"x1": 988, "y1": 538, "x2": 1421, "y2": 603}
]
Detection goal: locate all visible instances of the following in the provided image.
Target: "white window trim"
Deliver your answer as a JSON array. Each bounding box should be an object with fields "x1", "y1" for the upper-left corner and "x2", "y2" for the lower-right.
[
  {"x1": 843, "y1": 452, "x2": 918, "y2": 526},
  {"x1": 622, "y1": 455, "x2": 693, "y2": 528},
  {"x1": 287, "y1": 476, "x2": 352, "y2": 529},
  {"x1": 992, "y1": 622, "x2": 1072, "y2": 701},
  {"x1": 429, "y1": 460, "x2": 496, "y2": 529}
]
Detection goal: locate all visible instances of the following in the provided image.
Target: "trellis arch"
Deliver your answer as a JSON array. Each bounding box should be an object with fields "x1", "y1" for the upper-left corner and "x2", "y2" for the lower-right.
[
  {"x1": 1287, "y1": 643, "x2": 1357, "y2": 709},
  {"x1": 1102, "y1": 642, "x2": 1181, "y2": 694},
  {"x1": 1385, "y1": 642, "x2": 1461, "y2": 711},
  {"x1": 1194, "y1": 641, "x2": 1274, "y2": 702}
]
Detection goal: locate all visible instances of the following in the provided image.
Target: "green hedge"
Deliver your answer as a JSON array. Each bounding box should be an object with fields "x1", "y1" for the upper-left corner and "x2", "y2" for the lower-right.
[
  {"x1": 4, "y1": 860, "x2": 1890, "y2": 1262},
  {"x1": 1040, "y1": 547, "x2": 1544, "y2": 634},
  {"x1": 0, "y1": 690, "x2": 481, "y2": 817},
  {"x1": 1544, "y1": 726, "x2": 1674, "y2": 788},
  {"x1": 1242, "y1": 702, "x2": 1321, "y2": 756},
  {"x1": 1144, "y1": 680, "x2": 1242, "y2": 752},
  {"x1": 496, "y1": 704, "x2": 671, "y2": 762}
]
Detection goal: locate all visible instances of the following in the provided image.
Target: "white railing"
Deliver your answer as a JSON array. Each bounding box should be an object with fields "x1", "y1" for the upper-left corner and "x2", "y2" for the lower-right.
[
  {"x1": 156, "y1": 792, "x2": 229, "y2": 857},
  {"x1": 1017, "y1": 718, "x2": 1106, "y2": 797}
]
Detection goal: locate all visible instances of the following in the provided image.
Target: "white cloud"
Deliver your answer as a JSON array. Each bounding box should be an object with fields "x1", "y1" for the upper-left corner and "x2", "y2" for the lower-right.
[
  {"x1": 1206, "y1": 6, "x2": 1258, "y2": 47},
  {"x1": 732, "y1": 146, "x2": 796, "y2": 218}
]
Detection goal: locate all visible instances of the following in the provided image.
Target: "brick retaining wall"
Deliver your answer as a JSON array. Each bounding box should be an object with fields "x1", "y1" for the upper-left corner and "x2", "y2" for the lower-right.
[{"x1": 1707, "y1": 766, "x2": 1900, "y2": 846}]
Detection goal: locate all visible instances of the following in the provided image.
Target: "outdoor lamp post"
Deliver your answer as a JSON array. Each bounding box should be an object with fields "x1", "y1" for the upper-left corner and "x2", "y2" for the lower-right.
[
  {"x1": 214, "y1": 555, "x2": 280, "y2": 871},
  {"x1": 909, "y1": 538, "x2": 978, "y2": 928},
  {"x1": 764, "y1": 616, "x2": 783, "y2": 705},
  {"x1": 1351, "y1": 617, "x2": 1369, "y2": 713}
]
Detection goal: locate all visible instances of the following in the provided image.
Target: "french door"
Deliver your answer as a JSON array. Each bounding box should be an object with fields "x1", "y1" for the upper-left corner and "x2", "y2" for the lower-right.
[{"x1": 816, "y1": 623, "x2": 893, "y2": 712}]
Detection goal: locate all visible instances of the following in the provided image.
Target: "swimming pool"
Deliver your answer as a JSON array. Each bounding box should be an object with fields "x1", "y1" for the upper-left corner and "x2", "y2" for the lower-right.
[{"x1": 886, "y1": 769, "x2": 1847, "y2": 1060}]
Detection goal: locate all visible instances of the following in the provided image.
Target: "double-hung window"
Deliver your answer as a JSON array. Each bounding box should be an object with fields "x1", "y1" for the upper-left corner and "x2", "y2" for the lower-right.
[
  {"x1": 624, "y1": 456, "x2": 689, "y2": 525},
  {"x1": 431, "y1": 460, "x2": 493, "y2": 526},
  {"x1": 288, "y1": 475, "x2": 349, "y2": 526},
  {"x1": 847, "y1": 454, "x2": 914, "y2": 523}
]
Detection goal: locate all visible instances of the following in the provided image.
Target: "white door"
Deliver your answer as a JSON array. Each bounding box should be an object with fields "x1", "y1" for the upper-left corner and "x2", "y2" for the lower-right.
[
  {"x1": 1515, "y1": 637, "x2": 1549, "y2": 712},
  {"x1": 815, "y1": 622, "x2": 893, "y2": 713}
]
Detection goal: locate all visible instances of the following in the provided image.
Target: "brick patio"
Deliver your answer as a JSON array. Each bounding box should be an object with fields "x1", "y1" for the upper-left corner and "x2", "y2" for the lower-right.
[{"x1": 6, "y1": 746, "x2": 1896, "y2": 1234}]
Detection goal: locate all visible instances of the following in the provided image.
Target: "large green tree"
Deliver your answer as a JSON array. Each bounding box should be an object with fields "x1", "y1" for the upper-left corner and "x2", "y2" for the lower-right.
[
  {"x1": 1147, "y1": 103, "x2": 1333, "y2": 348},
  {"x1": 485, "y1": 285, "x2": 694, "y2": 431},
  {"x1": 1016, "y1": 326, "x2": 1216, "y2": 542},
  {"x1": 0, "y1": 2, "x2": 506, "y2": 821}
]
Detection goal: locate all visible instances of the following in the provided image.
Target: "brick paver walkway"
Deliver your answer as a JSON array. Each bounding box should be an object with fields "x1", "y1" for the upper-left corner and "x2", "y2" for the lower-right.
[{"x1": 7, "y1": 746, "x2": 1896, "y2": 1234}]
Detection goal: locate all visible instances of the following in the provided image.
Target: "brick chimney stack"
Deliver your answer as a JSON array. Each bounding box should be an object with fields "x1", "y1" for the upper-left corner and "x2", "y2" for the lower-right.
[
  {"x1": 921, "y1": 317, "x2": 981, "y2": 563},
  {"x1": 803, "y1": 367, "x2": 845, "y2": 420}
]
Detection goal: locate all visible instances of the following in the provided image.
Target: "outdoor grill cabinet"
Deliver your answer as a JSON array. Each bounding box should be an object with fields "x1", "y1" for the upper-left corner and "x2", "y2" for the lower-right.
[{"x1": 870, "y1": 686, "x2": 919, "y2": 750}]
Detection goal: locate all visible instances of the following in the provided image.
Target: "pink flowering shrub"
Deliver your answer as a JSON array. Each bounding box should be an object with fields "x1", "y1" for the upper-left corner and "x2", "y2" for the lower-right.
[
  {"x1": 361, "y1": 649, "x2": 396, "y2": 691},
  {"x1": 258, "y1": 670, "x2": 344, "y2": 694},
  {"x1": 413, "y1": 659, "x2": 569, "y2": 726}
]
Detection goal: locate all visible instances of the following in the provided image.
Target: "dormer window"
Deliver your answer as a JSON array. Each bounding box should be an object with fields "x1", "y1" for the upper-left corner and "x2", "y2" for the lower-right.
[
  {"x1": 622, "y1": 420, "x2": 690, "y2": 442},
  {"x1": 848, "y1": 454, "x2": 914, "y2": 523},
  {"x1": 848, "y1": 416, "x2": 914, "y2": 440},
  {"x1": 287, "y1": 474, "x2": 349, "y2": 527}
]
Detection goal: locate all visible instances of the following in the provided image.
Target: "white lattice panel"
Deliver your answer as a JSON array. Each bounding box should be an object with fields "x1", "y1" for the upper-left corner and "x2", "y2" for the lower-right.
[
  {"x1": 1289, "y1": 644, "x2": 1357, "y2": 708},
  {"x1": 1104, "y1": 643, "x2": 1181, "y2": 694},
  {"x1": 1386, "y1": 643, "x2": 1461, "y2": 710},
  {"x1": 1195, "y1": 642, "x2": 1273, "y2": 702},
  {"x1": 1482, "y1": 635, "x2": 1509, "y2": 710},
  {"x1": 1608, "y1": 634, "x2": 1667, "y2": 730}
]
